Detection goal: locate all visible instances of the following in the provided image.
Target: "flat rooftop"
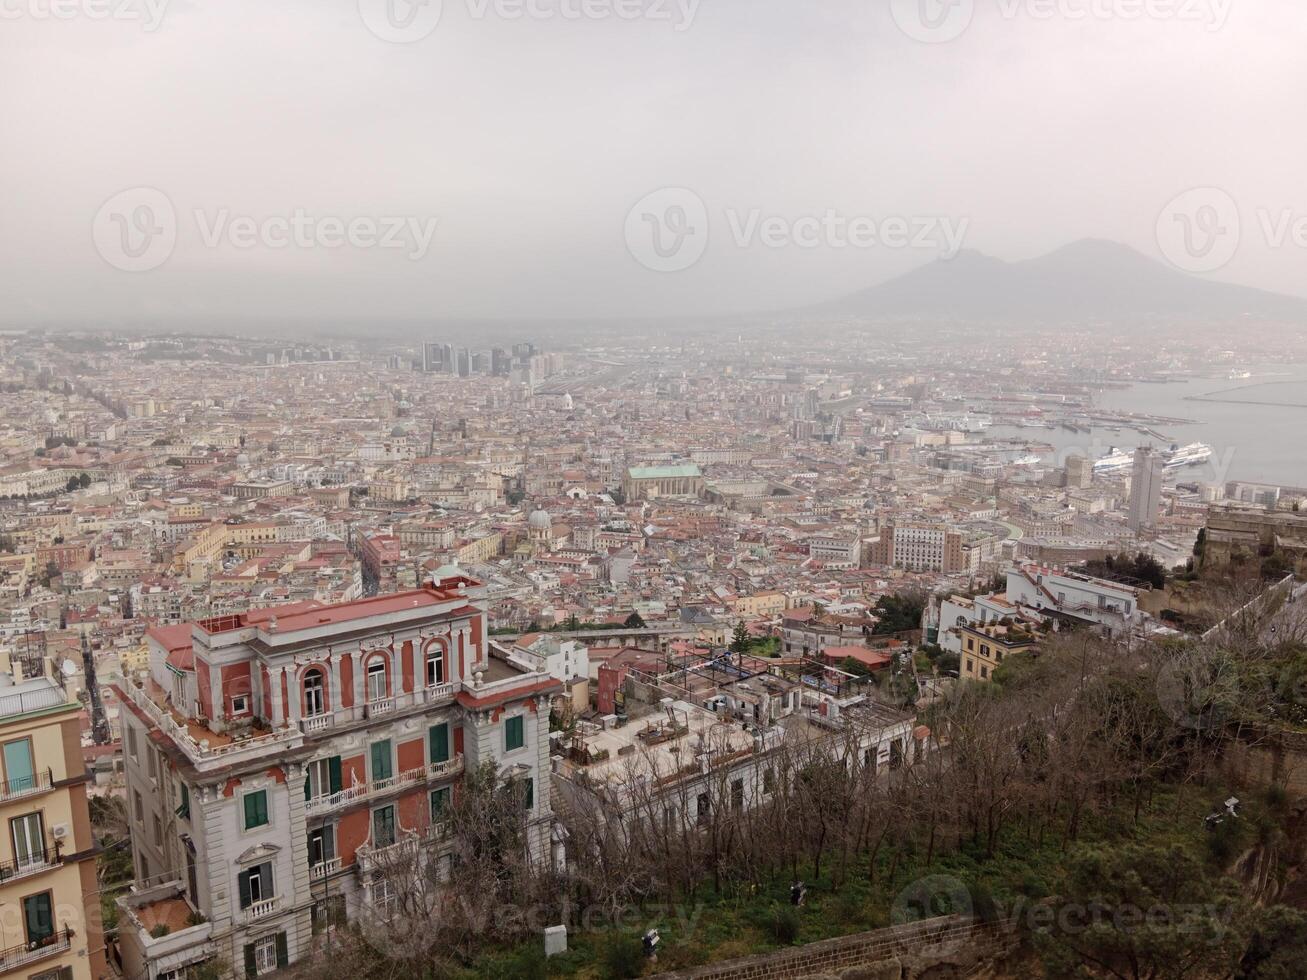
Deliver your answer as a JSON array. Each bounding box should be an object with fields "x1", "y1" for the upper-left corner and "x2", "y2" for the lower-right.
[
  {"x1": 570, "y1": 699, "x2": 755, "y2": 790},
  {"x1": 0, "y1": 675, "x2": 69, "y2": 721},
  {"x1": 195, "y1": 578, "x2": 480, "y2": 637}
]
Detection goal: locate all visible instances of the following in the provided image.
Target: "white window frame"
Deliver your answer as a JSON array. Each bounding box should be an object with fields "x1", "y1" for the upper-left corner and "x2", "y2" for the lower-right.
[
  {"x1": 253, "y1": 935, "x2": 278, "y2": 975},
  {"x1": 425, "y1": 646, "x2": 445, "y2": 687},
  {"x1": 366, "y1": 661, "x2": 387, "y2": 702},
  {"x1": 12, "y1": 811, "x2": 45, "y2": 868},
  {"x1": 303, "y1": 669, "x2": 326, "y2": 717},
  {"x1": 306, "y1": 758, "x2": 331, "y2": 800},
  {"x1": 247, "y1": 863, "x2": 272, "y2": 904},
  {"x1": 373, "y1": 875, "x2": 398, "y2": 921}
]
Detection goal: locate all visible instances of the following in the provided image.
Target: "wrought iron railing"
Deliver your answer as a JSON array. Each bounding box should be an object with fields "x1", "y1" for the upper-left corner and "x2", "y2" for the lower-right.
[
  {"x1": 0, "y1": 927, "x2": 73, "y2": 971},
  {"x1": 0, "y1": 841, "x2": 60, "y2": 882},
  {"x1": 0, "y1": 768, "x2": 53, "y2": 803}
]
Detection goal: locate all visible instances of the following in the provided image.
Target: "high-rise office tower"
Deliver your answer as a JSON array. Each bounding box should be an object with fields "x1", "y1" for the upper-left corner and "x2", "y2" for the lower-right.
[{"x1": 1128, "y1": 447, "x2": 1164, "y2": 530}]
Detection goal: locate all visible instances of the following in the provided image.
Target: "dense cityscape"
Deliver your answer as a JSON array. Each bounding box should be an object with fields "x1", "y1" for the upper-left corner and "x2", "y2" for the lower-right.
[
  {"x1": 0, "y1": 322, "x2": 1305, "y2": 978},
  {"x1": 8, "y1": 1, "x2": 1307, "y2": 977}
]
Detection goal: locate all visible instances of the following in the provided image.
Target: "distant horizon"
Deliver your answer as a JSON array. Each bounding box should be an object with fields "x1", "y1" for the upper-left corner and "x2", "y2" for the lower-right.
[{"x1": 8, "y1": 235, "x2": 1307, "y2": 334}]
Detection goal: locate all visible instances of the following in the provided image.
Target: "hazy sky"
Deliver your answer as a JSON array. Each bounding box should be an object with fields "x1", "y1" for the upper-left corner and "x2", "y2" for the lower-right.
[{"x1": 2, "y1": 0, "x2": 1306, "y2": 323}]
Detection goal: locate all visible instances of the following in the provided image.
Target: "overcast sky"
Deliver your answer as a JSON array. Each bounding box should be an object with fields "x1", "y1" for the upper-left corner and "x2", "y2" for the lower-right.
[{"x1": 2, "y1": 0, "x2": 1305, "y2": 324}]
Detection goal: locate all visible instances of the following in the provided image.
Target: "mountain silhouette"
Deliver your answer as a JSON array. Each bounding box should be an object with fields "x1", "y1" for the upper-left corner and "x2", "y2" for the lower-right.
[{"x1": 822, "y1": 239, "x2": 1307, "y2": 321}]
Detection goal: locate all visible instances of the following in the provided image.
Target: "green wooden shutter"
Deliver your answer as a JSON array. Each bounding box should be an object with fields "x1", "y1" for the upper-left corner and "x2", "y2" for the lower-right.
[
  {"x1": 303, "y1": 774, "x2": 311, "y2": 802},
  {"x1": 506, "y1": 716, "x2": 524, "y2": 751},
  {"x1": 23, "y1": 893, "x2": 53, "y2": 943},
  {"x1": 275, "y1": 932, "x2": 289, "y2": 967},
  {"x1": 238, "y1": 869, "x2": 251, "y2": 909},
  {"x1": 243, "y1": 792, "x2": 260, "y2": 828},
  {"x1": 329, "y1": 756, "x2": 343, "y2": 794},
  {"x1": 244, "y1": 943, "x2": 256, "y2": 978},
  {"x1": 371, "y1": 741, "x2": 392, "y2": 781},
  {"x1": 431, "y1": 787, "x2": 449, "y2": 821},
  {"x1": 429, "y1": 724, "x2": 449, "y2": 764}
]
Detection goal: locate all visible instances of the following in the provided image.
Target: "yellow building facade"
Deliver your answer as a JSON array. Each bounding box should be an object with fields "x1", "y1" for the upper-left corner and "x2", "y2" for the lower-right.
[{"x1": 0, "y1": 662, "x2": 103, "y2": 980}]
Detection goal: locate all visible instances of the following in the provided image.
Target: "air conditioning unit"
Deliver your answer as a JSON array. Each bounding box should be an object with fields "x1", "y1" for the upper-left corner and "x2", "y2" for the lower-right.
[{"x1": 51, "y1": 824, "x2": 70, "y2": 840}]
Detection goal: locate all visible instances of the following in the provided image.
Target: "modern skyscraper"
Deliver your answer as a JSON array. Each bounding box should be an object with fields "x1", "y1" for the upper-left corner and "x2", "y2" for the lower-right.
[{"x1": 1128, "y1": 447, "x2": 1164, "y2": 531}]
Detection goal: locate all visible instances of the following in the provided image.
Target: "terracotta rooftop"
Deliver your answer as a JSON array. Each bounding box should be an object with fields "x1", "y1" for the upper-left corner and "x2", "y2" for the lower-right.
[
  {"x1": 133, "y1": 895, "x2": 195, "y2": 934},
  {"x1": 195, "y1": 579, "x2": 480, "y2": 637}
]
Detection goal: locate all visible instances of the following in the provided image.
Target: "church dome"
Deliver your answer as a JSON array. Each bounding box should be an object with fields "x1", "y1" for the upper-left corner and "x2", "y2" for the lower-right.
[{"x1": 528, "y1": 508, "x2": 552, "y2": 530}]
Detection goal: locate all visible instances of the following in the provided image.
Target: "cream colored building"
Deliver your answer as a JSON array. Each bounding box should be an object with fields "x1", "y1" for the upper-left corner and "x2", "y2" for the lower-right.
[
  {"x1": 732, "y1": 591, "x2": 786, "y2": 618},
  {"x1": 0, "y1": 658, "x2": 104, "y2": 980}
]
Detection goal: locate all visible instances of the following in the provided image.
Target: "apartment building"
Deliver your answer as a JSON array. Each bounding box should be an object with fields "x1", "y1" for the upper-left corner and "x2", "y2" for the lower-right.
[
  {"x1": 959, "y1": 621, "x2": 1041, "y2": 682},
  {"x1": 807, "y1": 533, "x2": 861, "y2": 568},
  {"x1": 113, "y1": 575, "x2": 559, "y2": 980},
  {"x1": 0, "y1": 660, "x2": 103, "y2": 980},
  {"x1": 868, "y1": 522, "x2": 965, "y2": 574},
  {"x1": 730, "y1": 591, "x2": 786, "y2": 619},
  {"x1": 1005, "y1": 563, "x2": 1143, "y2": 635},
  {"x1": 556, "y1": 692, "x2": 917, "y2": 832}
]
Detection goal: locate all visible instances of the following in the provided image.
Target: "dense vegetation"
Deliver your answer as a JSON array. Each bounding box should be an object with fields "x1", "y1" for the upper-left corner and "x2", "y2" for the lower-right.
[
  {"x1": 1080, "y1": 552, "x2": 1169, "y2": 590},
  {"x1": 300, "y1": 591, "x2": 1307, "y2": 980}
]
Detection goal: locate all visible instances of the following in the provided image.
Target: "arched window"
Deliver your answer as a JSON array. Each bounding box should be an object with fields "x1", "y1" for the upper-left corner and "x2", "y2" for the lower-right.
[
  {"x1": 303, "y1": 668, "x2": 326, "y2": 717},
  {"x1": 425, "y1": 643, "x2": 445, "y2": 688},
  {"x1": 366, "y1": 659, "x2": 388, "y2": 702}
]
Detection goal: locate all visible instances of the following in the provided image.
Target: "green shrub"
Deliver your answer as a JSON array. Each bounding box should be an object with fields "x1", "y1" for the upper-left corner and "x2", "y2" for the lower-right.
[
  {"x1": 769, "y1": 907, "x2": 800, "y2": 945},
  {"x1": 601, "y1": 934, "x2": 646, "y2": 979}
]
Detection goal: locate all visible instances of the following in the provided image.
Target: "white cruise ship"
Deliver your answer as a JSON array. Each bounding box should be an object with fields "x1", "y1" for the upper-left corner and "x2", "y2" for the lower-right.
[
  {"x1": 1092, "y1": 448, "x2": 1134, "y2": 474},
  {"x1": 1164, "y1": 443, "x2": 1214, "y2": 469},
  {"x1": 1093, "y1": 443, "x2": 1213, "y2": 475}
]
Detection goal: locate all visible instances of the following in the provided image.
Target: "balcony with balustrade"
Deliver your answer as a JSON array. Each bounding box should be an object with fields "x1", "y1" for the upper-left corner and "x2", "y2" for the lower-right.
[
  {"x1": 296, "y1": 681, "x2": 460, "y2": 737},
  {"x1": 304, "y1": 754, "x2": 465, "y2": 815},
  {"x1": 309, "y1": 857, "x2": 342, "y2": 881},
  {"x1": 117, "y1": 680, "x2": 302, "y2": 774},
  {"x1": 246, "y1": 897, "x2": 278, "y2": 922}
]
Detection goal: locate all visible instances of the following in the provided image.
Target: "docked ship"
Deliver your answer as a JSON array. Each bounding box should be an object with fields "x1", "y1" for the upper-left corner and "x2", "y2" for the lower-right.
[
  {"x1": 1093, "y1": 443, "x2": 1213, "y2": 475},
  {"x1": 1092, "y1": 448, "x2": 1134, "y2": 474},
  {"x1": 1164, "y1": 442, "x2": 1214, "y2": 470}
]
